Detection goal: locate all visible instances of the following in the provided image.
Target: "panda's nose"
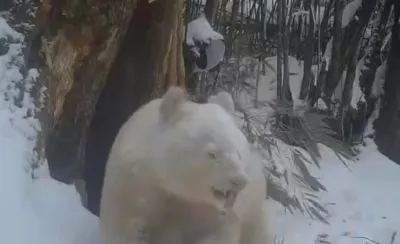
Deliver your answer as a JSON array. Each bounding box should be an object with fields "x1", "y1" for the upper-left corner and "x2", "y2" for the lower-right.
[{"x1": 229, "y1": 174, "x2": 248, "y2": 191}]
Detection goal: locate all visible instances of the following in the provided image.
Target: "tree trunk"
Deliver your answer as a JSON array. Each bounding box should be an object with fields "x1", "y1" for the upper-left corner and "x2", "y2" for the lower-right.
[
  {"x1": 340, "y1": 0, "x2": 378, "y2": 114},
  {"x1": 319, "y1": 0, "x2": 334, "y2": 53},
  {"x1": 300, "y1": 0, "x2": 315, "y2": 100},
  {"x1": 30, "y1": 0, "x2": 186, "y2": 215},
  {"x1": 276, "y1": 0, "x2": 283, "y2": 100},
  {"x1": 375, "y1": 1, "x2": 400, "y2": 165},
  {"x1": 339, "y1": 38, "x2": 360, "y2": 142},
  {"x1": 323, "y1": 0, "x2": 343, "y2": 107},
  {"x1": 226, "y1": 0, "x2": 239, "y2": 58},
  {"x1": 282, "y1": 0, "x2": 293, "y2": 105},
  {"x1": 360, "y1": 0, "x2": 391, "y2": 98},
  {"x1": 357, "y1": 0, "x2": 391, "y2": 140},
  {"x1": 204, "y1": 0, "x2": 219, "y2": 24},
  {"x1": 310, "y1": 0, "x2": 333, "y2": 106},
  {"x1": 324, "y1": 0, "x2": 378, "y2": 104}
]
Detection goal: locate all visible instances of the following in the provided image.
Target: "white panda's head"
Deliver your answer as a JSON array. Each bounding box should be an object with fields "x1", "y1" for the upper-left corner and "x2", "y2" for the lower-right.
[{"x1": 153, "y1": 87, "x2": 250, "y2": 213}]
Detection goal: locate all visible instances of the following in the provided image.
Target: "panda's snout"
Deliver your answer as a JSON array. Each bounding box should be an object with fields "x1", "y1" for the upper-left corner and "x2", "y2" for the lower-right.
[{"x1": 228, "y1": 172, "x2": 248, "y2": 192}]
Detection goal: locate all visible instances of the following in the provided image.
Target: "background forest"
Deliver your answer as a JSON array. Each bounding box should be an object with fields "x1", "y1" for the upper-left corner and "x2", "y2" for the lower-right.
[{"x1": 0, "y1": 0, "x2": 399, "y2": 243}]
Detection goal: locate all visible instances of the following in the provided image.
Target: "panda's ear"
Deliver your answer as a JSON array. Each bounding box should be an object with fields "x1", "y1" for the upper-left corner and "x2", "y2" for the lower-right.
[
  {"x1": 208, "y1": 91, "x2": 235, "y2": 115},
  {"x1": 160, "y1": 86, "x2": 187, "y2": 121}
]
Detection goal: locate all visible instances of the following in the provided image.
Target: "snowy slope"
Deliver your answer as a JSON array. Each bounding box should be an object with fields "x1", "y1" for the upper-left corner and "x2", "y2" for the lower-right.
[
  {"x1": 0, "y1": 14, "x2": 399, "y2": 244},
  {"x1": 272, "y1": 142, "x2": 400, "y2": 244},
  {"x1": 0, "y1": 16, "x2": 99, "y2": 244}
]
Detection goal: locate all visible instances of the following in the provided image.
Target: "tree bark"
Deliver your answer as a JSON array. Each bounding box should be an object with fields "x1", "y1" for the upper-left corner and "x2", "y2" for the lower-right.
[
  {"x1": 226, "y1": 0, "x2": 239, "y2": 58},
  {"x1": 360, "y1": 0, "x2": 391, "y2": 98},
  {"x1": 204, "y1": 0, "x2": 219, "y2": 24},
  {"x1": 357, "y1": 0, "x2": 391, "y2": 139},
  {"x1": 323, "y1": 0, "x2": 343, "y2": 107},
  {"x1": 86, "y1": 0, "x2": 186, "y2": 215},
  {"x1": 276, "y1": 0, "x2": 283, "y2": 100},
  {"x1": 375, "y1": 1, "x2": 400, "y2": 165},
  {"x1": 324, "y1": 0, "x2": 378, "y2": 103},
  {"x1": 36, "y1": 0, "x2": 139, "y2": 184},
  {"x1": 300, "y1": 0, "x2": 315, "y2": 100},
  {"x1": 340, "y1": 0, "x2": 379, "y2": 113},
  {"x1": 282, "y1": 0, "x2": 293, "y2": 105},
  {"x1": 30, "y1": 0, "x2": 186, "y2": 215},
  {"x1": 319, "y1": 0, "x2": 334, "y2": 53}
]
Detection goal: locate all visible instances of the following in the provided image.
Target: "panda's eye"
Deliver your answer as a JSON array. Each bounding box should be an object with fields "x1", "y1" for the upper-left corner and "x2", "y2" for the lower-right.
[{"x1": 208, "y1": 150, "x2": 218, "y2": 159}]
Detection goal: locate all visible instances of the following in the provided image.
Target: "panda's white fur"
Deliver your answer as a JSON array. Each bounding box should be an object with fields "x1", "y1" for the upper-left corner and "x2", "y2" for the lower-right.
[{"x1": 99, "y1": 87, "x2": 273, "y2": 244}]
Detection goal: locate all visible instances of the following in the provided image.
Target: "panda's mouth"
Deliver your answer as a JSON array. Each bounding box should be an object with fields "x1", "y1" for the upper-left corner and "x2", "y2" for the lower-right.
[
  {"x1": 211, "y1": 188, "x2": 230, "y2": 199},
  {"x1": 211, "y1": 187, "x2": 238, "y2": 209}
]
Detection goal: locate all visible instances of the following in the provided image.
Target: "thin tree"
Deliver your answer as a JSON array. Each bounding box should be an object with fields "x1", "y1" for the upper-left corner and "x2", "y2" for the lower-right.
[
  {"x1": 300, "y1": 0, "x2": 315, "y2": 100},
  {"x1": 323, "y1": 0, "x2": 343, "y2": 108},
  {"x1": 282, "y1": 0, "x2": 293, "y2": 105},
  {"x1": 204, "y1": 0, "x2": 220, "y2": 24},
  {"x1": 277, "y1": 0, "x2": 283, "y2": 100}
]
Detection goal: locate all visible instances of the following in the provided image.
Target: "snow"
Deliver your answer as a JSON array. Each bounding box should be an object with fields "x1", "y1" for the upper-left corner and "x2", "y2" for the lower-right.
[
  {"x1": 235, "y1": 54, "x2": 400, "y2": 244},
  {"x1": 324, "y1": 38, "x2": 333, "y2": 70},
  {"x1": 350, "y1": 55, "x2": 366, "y2": 109},
  {"x1": 342, "y1": 0, "x2": 363, "y2": 28},
  {"x1": 272, "y1": 141, "x2": 400, "y2": 244},
  {"x1": 323, "y1": 39, "x2": 366, "y2": 109},
  {"x1": 186, "y1": 15, "x2": 225, "y2": 72},
  {"x1": 240, "y1": 55, "x2": 304, "y2": 111},
  {"x1": 364, "y1": 99, "x2": 380, "y2": 137},
  {"x1": 225, "y1": 0, "x2": 274, "y2": 20},
  {"x1": 192, "y1": 38, "x2": 225, "y2": 73},
  {"x1": 1, "y1": 12, "x2": 400, "y2": 244},
  {"x1": 316, "y1": 98, "x2": 328, "y2": 110},
  {"x1": 382, "y1": 32, "x2": 392, "y2": 53},
  {"x1": 371, "y1": 61, "x2": 386, "y2": 98},
  {"x1": 186, "y1": 15, "x2": 223, "y2": 47},
  {"x1": 0, "y1": 18, "x2": 23, "y2": 40},
  {"x1": 333, "y1": 69, "x2": 347, "y2": 102},
  {"x1": 363, "y1": 61, "x2": 387, "y2": 136},
  {"x1": 0, "y1": 16, "x2": 99, "y2": 244},
  {"x1": 323, "y1": 0, "x2": 361, "y2": 69},
  {"x1": 292, "y1": 10, "x2": 309, "y2": 18}
]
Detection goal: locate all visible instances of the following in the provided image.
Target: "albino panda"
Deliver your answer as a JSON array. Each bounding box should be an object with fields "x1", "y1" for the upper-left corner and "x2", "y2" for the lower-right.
[{"x1": 99, "y1": 87, "x2": 273, "y2": 244}]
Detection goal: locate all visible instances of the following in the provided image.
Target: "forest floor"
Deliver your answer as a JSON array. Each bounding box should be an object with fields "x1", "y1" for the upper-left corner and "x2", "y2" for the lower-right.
[
  {"x1": 0, "y1": 15, "x2": 399, "y2": 244},
  {"x1": 269, "y1": 141, "x2": 400, "y2": 244}
]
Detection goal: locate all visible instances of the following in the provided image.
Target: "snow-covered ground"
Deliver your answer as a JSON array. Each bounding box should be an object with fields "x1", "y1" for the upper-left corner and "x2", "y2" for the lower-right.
[
  {"x1": 0, "y1": 16, "x2": 98, "y2": 244},
  {"x1": 271, "y1": 142, "x2": 400, "y2": 244},
  {"x1": 0, "y1": 15, "x2": 399, "y2": 244}
]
